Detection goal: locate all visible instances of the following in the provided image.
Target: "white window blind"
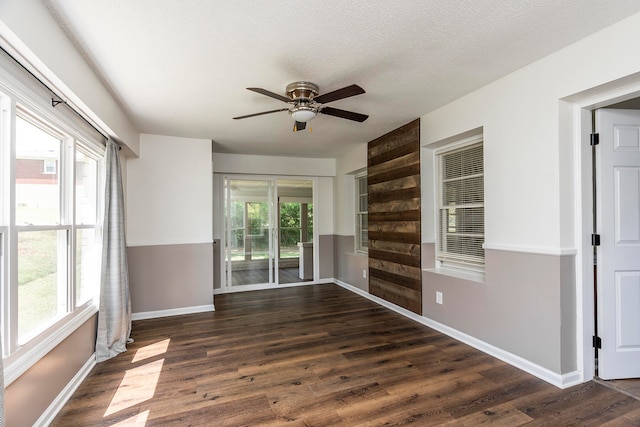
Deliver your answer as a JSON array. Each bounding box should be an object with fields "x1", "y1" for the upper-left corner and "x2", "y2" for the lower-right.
[{"x1": 436, "y1": 140, "x2": 484, "y2": 270}]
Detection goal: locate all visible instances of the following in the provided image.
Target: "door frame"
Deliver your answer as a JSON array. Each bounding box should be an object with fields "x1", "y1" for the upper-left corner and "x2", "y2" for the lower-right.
[
  {"x1": 218, "y1": 173, "x2": 318, "y2": 293},
  {"x1": 569, "y1": 76, "x2": 640, "y2": 384}
]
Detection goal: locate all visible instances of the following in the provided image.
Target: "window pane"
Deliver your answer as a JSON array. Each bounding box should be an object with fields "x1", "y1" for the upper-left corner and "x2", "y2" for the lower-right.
[
  {"x1": 355, "y1": 175, "x2": 368, "y2": 253},
  {"x1": 359, "y1": 194, "x2": 368, "y2": 212},
  {"x1": 437, "y1": 140, "x2": 484, "y2": 269},
  {"x1": 76, "y1": 151, "x2": 99, "y2": 224},
  {"x1": 307, "y1": 204, "x2": 313, "y2": 238},
  {"x1": 442, "y1": 144, "x2": 483, "y2": 180},
  {"x1": 247, "y1": 202, "x2": 269, "y2": 260},
  {"x1": 358, "y1": 213, "x2": 368, "y2": 249},
  {"x1": 18, "y1": 230, "x2": 67, "y2": 342},
  {"x1": 76, "y1": 228, "x2": 100, "y2": 306},
  {"x1": 15, "y1": 116, "x2": 61, "y2": 225},
  {"x1": 280, "y1": 202, "x2": 301, "y2": 258},
  {"x1": 443, "y1": 176, "x2": 484, "y2": 205},
  {"x1": 358, "y1": 176, "x2": 367, "y2": 193}
]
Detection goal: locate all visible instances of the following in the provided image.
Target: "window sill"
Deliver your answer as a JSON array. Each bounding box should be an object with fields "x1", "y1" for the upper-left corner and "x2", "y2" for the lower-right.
[
  {"x1": 424, "y1": 267, "x2": 485, "y2": 284},
  {"x1": 345, "y1": 251, "x2": 368, "y2": 257},
  {"x1": 3, "y1": 301, "x2": 98, "y2": 386}
]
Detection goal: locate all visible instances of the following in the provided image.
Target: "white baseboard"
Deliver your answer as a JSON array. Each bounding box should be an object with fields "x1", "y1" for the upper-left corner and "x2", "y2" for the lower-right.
[
  {"x1": 132, "y1": 304, "x2": 215, "y2": 321},
  {"x1": 34, "y1": 354, "x2": 96, "y2": 427},
  {"x1": 333, "y1": 279, "x2": 582, "y2": 389}
]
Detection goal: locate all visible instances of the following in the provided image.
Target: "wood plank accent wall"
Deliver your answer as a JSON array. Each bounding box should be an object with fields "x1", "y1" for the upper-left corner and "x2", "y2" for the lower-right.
[{"x1": 367, "y1": 119, "x2": 421, "y2": 314}]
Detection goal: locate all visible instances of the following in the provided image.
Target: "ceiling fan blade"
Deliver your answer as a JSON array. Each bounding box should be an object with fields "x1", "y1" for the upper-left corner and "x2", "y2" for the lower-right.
[
  {"x1": 314, "y1": 84, "x2": 365, "y2": 104},
  {"x1": 320, "y1": 106, "x2": 368, "y2": 122},
  {"x1": 233, "y1": 108, "x2": 289, "y2": 120},
  {"x1": 293, "y1": 121, "x2": 307, "y2": 132},
  {"x1": 246, "y1": 87, "x2": 290, "y2": 103}
]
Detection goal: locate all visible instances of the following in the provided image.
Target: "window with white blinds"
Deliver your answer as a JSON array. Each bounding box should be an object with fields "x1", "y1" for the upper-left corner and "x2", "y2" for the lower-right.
[
  {"x1": 355, "y1": 173, "x2": 368, "y2": 253},
  {"x1": 436, "y1": 139, "x2": 484, "y2": 270}
]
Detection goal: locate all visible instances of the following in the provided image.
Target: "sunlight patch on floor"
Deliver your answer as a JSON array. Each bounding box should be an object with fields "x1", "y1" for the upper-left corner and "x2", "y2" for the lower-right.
[
  {"x1": 110, "y1": 410, "x2": 150, "y2": 426},
  {"x1": 105, "y1": 359, "x2": 164, "y2": 416},
  {"x1": 132, "y1": 338, "x2": 171, "y2": 363}
]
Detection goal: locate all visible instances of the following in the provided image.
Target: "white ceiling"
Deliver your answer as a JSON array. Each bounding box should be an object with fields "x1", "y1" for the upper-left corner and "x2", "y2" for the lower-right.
[{"x1": 44, "y1": 0, "x2": 640, "y2": 158}]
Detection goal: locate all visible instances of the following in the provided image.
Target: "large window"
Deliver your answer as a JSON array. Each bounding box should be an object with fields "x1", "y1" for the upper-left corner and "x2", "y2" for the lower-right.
[
  {"x1": 355, "y1": 173, "x2": 368, "y2": 253},
  {"x1": 436, "y1": 138, "x2": 484, "y2": 271},
  {"x1": 0, "y1": 83, "x2": 104, "y2": 383}
]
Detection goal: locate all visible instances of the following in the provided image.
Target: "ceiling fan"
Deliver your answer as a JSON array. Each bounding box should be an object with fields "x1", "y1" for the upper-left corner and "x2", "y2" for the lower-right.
[{"x1": 233, "y1": 81, "x2": 368, "y2": 131}]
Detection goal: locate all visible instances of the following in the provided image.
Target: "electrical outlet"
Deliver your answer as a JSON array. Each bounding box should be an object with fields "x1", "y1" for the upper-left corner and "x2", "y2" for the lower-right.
[
  {"x1": 363, "y1": 269, "x2": 367, "y2": 278},
  {"x1": 436, "y1": 291, "x2": 443, "y2": 305}
]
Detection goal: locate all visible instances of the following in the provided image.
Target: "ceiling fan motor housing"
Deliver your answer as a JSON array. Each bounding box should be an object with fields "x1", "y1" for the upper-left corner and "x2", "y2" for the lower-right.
[{"x1": 286, "y1": 81, "x2": 319, "y2": 101}]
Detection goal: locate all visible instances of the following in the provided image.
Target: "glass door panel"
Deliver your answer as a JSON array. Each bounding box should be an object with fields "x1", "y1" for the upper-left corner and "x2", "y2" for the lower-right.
[
  {"x1": 225, "y1": 178, "x2": 274, "y2": 287},
  {"x1": 276, "y1": 179, "x2": 314, "y2": 284}
]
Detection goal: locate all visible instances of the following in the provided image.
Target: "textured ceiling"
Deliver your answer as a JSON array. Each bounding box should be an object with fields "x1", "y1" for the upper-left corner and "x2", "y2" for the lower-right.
[{"x1": 44, "y1": 0, "x2": 640, "y2": 158}]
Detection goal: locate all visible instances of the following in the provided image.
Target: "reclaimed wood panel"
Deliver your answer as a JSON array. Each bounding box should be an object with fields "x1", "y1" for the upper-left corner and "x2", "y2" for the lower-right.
[
  {"x1": 368, "y1": 198, "x2": 420, "y2": 213},
  {"x1": 369, "y1": 240, "x2": 421, "y2": 256},
  {"x1": 368, "y1": 119, "x2": 421, "y2": 314}
]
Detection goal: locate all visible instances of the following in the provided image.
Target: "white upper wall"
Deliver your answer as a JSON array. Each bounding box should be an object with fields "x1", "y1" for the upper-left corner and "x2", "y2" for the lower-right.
[
  {"x1": 0, "y1": 0, "x2": 139, "y2": 154},
  {"x1": 316, "y1": 177, "x2": 335, "y2": 236},
  {"x1": 127, "y1": 134, "x2": 212, "y2": 246},
  {"x1": 213, "y1": 152, "x2": 335, "y2": 176},
  {"x1": 335, "y1": 143, "x2": 367, "y2": 236},
  {"x1": 421, "y1": 11, "x2": 640, "y2": 253}
]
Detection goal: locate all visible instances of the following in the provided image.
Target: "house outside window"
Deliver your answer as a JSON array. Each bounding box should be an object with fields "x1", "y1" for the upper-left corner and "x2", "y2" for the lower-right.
[
  {"x1": 355, "y1": 173, "x2": 368, "y2": 253},
  {"x1": 435, "y1": 137, "x2": 484, "y2": 272}
]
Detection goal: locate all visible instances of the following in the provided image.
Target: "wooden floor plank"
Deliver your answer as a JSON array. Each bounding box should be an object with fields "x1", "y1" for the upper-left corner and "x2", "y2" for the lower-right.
[{"x1": 51, "y1": 284, "x2": 640, "y2": 426}]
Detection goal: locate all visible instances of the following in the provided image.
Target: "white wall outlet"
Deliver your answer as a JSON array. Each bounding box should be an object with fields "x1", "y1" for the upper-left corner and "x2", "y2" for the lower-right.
[
  {"x1": 363, "y1": 269, "x2": 367, "y2": 278},
  {"x1": 436, "y1": 291, "x2": 443, "y2": 305}
]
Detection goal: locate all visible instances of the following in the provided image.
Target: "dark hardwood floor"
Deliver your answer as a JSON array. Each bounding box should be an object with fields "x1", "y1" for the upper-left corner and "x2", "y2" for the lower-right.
[
  {"x1": 231, "y1": 267, "x2": 312, "y2": 286},
  {"x1": 52, "y1": 284, "x2": 640, "y2": 426}
]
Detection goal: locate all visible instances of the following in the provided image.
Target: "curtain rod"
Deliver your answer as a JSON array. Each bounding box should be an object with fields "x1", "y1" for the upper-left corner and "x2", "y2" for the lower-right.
[{"x1": 0, "y1": 44, "x2": 109, "y2": 143}]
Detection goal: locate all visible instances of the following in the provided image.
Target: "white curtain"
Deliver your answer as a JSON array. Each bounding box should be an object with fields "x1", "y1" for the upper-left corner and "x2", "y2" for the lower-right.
[{"x1": 96, "y1": 140, "x2": 131, "y2": 362}]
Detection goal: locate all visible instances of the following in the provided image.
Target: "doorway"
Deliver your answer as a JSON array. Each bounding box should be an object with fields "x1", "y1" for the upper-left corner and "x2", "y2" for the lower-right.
[
  {"x1": 589, "y1": 102, "x2": 640, "y2": 395},
  {"x1": 223, "y1": 176, "x2": 315, "y2": 290}
]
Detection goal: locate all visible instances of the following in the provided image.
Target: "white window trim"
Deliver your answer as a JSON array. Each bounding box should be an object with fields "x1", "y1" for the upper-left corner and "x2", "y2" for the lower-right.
[
  {"x1": 434, "y1": 134, "x2": 485, "y2": 277},
  {"x1": 355, "y1": 172, "x2": 368, "y2": 254},
  {"x1": 3, "y1": 302, "x2": 97, "y2": 386}
]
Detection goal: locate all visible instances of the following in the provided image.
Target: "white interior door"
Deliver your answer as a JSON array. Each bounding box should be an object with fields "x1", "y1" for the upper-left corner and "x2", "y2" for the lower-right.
[{"x1": 596, "y1": 108, "x2": 640, "y2": 380}]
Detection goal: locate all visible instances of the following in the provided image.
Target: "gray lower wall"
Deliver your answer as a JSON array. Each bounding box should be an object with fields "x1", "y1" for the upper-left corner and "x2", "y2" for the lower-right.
[
  {"x1": 334, "y1": 234, "x2": 369, "y2": 291},
  {"x1": 421, "y1": 244, "x2": 576, "y2": 375},
  {"x1": 5, "y1": 315, "x2": 97, "y2": 427},
  {"x1": 128, "y1": 242, "x2": 214, "y2": 313},
  {"x1": 213, "y1": 239, "x2": 221, "y2": 290},
  {"x1": 319, "y1": 234, "x2": 335, "y2": 279}
]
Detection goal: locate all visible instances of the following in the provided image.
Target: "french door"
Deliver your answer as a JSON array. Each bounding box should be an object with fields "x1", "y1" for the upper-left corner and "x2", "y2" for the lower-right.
[{"x1": 223, "y1": 176, "x2": 314, "y2": 290}]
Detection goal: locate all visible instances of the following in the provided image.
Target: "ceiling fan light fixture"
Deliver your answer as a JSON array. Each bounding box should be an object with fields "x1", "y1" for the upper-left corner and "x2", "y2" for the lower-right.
[{"x1": 291, "y1": 106, "x2": 317, "y2": 123}]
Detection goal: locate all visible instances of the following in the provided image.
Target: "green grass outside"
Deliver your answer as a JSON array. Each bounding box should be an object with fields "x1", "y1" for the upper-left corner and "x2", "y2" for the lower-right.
[{"x1": 17, "y1": 229, "x2": 60, "y2": 340}]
